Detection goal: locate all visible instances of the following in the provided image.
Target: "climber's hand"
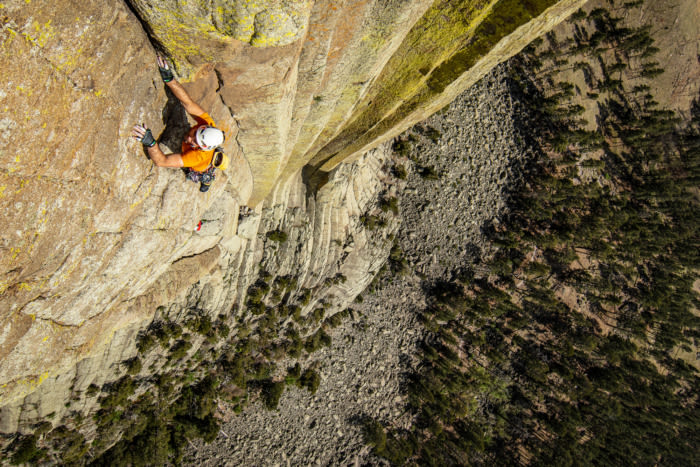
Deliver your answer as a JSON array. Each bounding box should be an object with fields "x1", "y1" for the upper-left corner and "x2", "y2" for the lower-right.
[
  {"x1": 157, "y1": 55, "x2": 174, "y2": 83},
  {"x1": 132, "y1": 124, "x2": 156, "y2": 147}
]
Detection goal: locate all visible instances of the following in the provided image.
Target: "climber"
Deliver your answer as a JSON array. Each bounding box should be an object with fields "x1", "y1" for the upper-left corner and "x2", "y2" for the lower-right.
[{"x1": 132, "y1": 55, "x2": 227, "y2": 192}]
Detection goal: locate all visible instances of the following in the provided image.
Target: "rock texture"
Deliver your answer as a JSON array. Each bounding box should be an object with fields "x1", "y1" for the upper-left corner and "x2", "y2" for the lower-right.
[{"x1": 0, "y1": 0, "x2": 583, "y2": 436}]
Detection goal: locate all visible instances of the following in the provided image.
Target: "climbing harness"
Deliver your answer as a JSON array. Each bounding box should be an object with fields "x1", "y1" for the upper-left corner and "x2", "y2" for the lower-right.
[{"x1": 184, "y1": 148, "x2": 228, "y2": 192}]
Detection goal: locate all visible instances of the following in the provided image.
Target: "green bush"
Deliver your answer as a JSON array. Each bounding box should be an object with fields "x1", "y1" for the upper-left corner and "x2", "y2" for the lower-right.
[
  {"x1": 261, "y1": 380, "x2": 285, "y2": 410},
  {"x1": 380, "y1": 197, "x2": 399, "y2": 215},
  {"x1": 418, "y1": 165, "x2": 440, "y2": 180},
  {"x1": 325, "y1": 313, "x2": 344, "y2": 328},
  {"x1": 360, "y1": 214, "x2": 386, "y2": 230},
  {"x1": 392, "y1": 139, "x2": 412, "y2": 157},
  {"x1": 297, "y1": 289, "x2": 312, "y2": 306},
  {"x1": 9, "y1": 435, "x2": 45, "y2": 465},
  {"x1": 285, "y1": 363, "x2": 302, "y2": 384},
  {"x1": 266, "y1": 230, "x2": 288, "y2": 243},
  {"x1": 123, "y1": 357, "x2": 142, "y2": 375},
  {"x1": 392, "y1": 163, "x2": 408, "y2": 180},
  {"x1": 424, "y1": 125, "x2": 441, "y2": 143},
  {"x1": 136, "y1": 332, "x2": 156, "y2": 354},
  {"x1": 185, "y1": 314, "x2": 213, "y2": 336},
  {"x1": 298, "y1": 369, "x2": 321, "y2": 394},
  {"x1": 362, "y1": 420, "x2": 387, "y2": 453},
  {"x1": 285, "y1": 328, "x2": 304, "y2": 358},
  {"x1": 46, "y1": 426, "x2": 88, "y2": 464},
  {"x1": 217, "y1": 323, "x2": 230, "y2": 338},
  {"x1": 168, "y1": 340, "x2": 192, "y2": 361},
  {"x1": 304, "y1": 329, "x2": 332, "y2": 353},
  {"x1": 99, "y1": 376, "x2": 135, "y2": 409}
]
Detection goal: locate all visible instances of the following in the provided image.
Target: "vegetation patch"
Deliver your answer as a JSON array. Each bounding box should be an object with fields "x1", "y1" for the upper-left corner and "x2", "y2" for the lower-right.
[{"x1": 367, "y1": 3, "x2": 700, "y2": 465}]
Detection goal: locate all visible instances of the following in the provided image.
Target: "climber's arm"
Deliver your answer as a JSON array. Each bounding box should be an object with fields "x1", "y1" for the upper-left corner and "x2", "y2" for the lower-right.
[
  {"x1": 147, "y1": 146, "x2": 184, "y2": 168},
  {"x1": 131, "y1": 124, "x2": 184, "y2": 168},
  {"x1": 165, "y1": 80, "x2": 207, "y2": 118},
  {"x1": 157, "y1": 55, "x2": 206, "y2": 118}
]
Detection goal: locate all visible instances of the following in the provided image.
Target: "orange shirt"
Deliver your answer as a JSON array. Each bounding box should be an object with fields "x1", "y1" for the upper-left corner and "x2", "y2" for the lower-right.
[{"x1": 181, "y1": 113, "x2": 216, "y2": 172}]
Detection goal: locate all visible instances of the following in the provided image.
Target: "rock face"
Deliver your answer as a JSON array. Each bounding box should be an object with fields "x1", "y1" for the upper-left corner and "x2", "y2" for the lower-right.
[{"x1": 0, "y1": 0, "x2": 583, "y2": 434}]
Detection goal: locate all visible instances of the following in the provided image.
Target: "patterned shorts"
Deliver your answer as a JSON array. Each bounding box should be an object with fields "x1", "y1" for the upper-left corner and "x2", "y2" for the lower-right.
[{"x1": 184, "y1": 166, "x2": 216, "y2": 184}]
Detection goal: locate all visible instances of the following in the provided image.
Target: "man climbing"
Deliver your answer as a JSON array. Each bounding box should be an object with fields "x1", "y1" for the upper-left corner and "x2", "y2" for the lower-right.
[{"x1": 132, "y1": 55, "x2": 226, "y2": 192}]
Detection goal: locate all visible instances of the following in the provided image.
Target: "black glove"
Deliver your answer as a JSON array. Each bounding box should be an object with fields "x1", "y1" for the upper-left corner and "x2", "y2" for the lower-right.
[
  {"x1": 139, "y1": 128, "x2": 156, "y2": 147},
  {"x1": 159, "y1": 66, "x2": 174, "y2": 83},
  {"x1": 157, "y1": 56, "x2": 174, "y2": 83}
]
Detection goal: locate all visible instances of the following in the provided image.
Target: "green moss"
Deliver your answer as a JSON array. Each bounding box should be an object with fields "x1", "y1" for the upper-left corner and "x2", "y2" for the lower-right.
[{"x1": 311, "y1": 0, "x2": 559, "y2": 169}]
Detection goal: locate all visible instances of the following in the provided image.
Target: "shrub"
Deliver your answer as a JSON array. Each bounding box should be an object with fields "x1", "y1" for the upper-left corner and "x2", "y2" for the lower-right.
[
  {"x1": 185, "y1": 314, "x2": 213, "y2": 336},
  {"x1": 304, "y1": 329, "x2": 332, "y2": 353},
  {"x1": 136, "y1": 332, "x2": 156, "y2": 354},
  {"x1": 99, "y1": 376, "x2": 135, "y2": 409},
  {"x1": 379, "y1": 197, "x2": 399, "y2": 215},
  {"x1": 418, "y1": 165, "x2": 440, "y2": 180},
  {"x1": 362, "y1": 420, "x2": 387, "y2": 453},
  {"x1": 298, "y1": 369, "x2": 321, "y2": 394},
  {"x1": 389, "y1": 243, "x2": 410, "y2": 276},
  {"x1": 285, "y1": 329, "x2": 304, "y2": 358},
  {"x1": 266, "y1": 230, "x2": 288, "y2": 243},
  {"x1": 169, "y1": 340, "x2": 192, "y2": 361},
  {"x1": 297, "y1": 289, "x2": 312, "y2": 306},
  {"x1": 392, "y1": 164, "x2": 408, "y2": 180},
  {"x1": 261, "y1": 381, "x2": 285, "y2": 410},
  {"x1": 392, "y1": 139, "x2": 412, "y2": 157},
  {"x1": 123, "y1": 357, "x2": 142, "y2": 375},
  {"x1": 360, "y1": 214, "x2": 386, "y2": 230},
  {"x1": 325, "y1": 313, "x2": 343, "y2": 328},
  {"x1": 217, "y1": 323, "x2": 230, "y2": 338},
  {"x1": 424, "y1": 125, "x2": 441, "y2": 143},
  {"x1": 46, "y1": 426, "x2": 88, "y2": 464},
  {"x1": 9, "y1": 435, "x2": 45, "y2": 465},
  {"x1": 274, "y1": 275, "x2": 298, "y2": 291},
  {"x1": 286, "y1": 363, "x2": 302, "y2": 384}
]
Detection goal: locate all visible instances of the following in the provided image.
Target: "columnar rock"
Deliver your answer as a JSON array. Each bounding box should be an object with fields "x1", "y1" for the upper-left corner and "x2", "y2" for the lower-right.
[{"x1": 0, "y1": 0, "x2": 584, "y2": 431}]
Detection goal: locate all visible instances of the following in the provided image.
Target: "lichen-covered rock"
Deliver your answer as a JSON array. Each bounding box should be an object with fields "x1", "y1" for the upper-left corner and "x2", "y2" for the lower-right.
[
  {"x1": 127, "y1": 0, "x2": 586, "y2": 204},
  {"x1": 0, "y1": 0, "x2": 583, "y2": 435},
  {"x1": 0, "y1": 0, "x2": 251, "y2": 410}
]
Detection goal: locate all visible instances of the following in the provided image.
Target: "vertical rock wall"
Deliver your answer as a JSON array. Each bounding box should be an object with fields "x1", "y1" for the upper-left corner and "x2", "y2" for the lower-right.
[
  {"x1": 0, "y1": 0, "x2": 583, "y2": 433},
  {"x1": 129, "y1": 0, "x2": 587, "y2": 204}
]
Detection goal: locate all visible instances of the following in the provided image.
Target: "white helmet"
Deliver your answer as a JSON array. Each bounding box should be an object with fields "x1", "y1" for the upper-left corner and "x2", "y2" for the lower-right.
[{"x1": 195, "y1": 126, "x2": 224, "y2": 150}]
